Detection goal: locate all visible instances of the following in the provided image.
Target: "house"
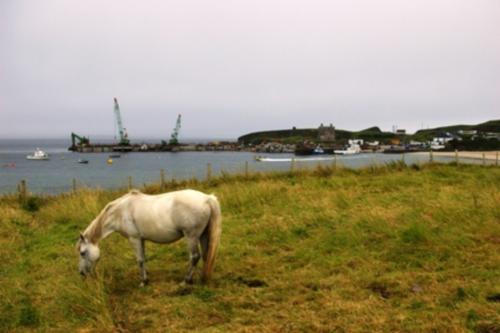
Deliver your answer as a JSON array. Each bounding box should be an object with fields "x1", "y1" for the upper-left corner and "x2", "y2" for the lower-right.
[
  {"x1": 318, "y1": 123, "x2": 336, "y2": 142},
  {"x1": 458, "y1": 130, "x2": 477, "y2": 136}
]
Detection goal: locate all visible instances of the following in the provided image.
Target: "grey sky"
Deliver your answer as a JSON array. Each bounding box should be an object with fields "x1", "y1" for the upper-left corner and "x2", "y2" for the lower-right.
[{"x1": 1, "y1": 0, "x2": 499, "y2": 140}]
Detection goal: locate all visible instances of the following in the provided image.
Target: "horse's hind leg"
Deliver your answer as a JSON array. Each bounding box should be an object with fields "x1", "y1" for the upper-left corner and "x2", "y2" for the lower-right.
[{"x1": 184, "y1": 237, "x2": 201, "y2": 284}]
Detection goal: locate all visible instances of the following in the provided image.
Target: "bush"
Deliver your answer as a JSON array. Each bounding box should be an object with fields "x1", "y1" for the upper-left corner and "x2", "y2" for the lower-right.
[{"x1": 22, "y1": 197, "x2": 41, "y2": 212}]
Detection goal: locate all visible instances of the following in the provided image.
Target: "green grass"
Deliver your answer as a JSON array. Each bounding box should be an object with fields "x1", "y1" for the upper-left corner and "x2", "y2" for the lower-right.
[{"x1": 1, "y1": 163, "x2": 499, "y2": 332}]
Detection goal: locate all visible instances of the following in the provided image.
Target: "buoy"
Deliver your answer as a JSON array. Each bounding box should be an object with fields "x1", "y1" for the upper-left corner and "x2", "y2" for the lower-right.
[{"x1": 107, "y1": 158, "x2": 113, "y2": 164}]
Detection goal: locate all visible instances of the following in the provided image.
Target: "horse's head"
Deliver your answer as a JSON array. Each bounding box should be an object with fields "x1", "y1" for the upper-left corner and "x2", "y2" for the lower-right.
[{"x1": 76, "y1": 233, "x2": 100, "y2": 277}]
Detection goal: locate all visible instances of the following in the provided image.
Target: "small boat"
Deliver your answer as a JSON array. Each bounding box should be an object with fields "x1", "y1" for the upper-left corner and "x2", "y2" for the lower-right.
[
  {"x1": 26, "y1": 148, "x2": 49, "y2": 160},
  {"x1": 109, "y1": 154, "x2": 121, "y2": 158},
  {"x1": 334, "y1": 143, "x2": 361, "y2": 155},
  {"x1": 313, "y1": 146, "x2": 325, "y2": 154},
  {"x1": 295, "y1": 145, "x2": 331, "y2": 156},
  {"x1": 78, "y1": 159, "x2": 89, "y2": 164}
]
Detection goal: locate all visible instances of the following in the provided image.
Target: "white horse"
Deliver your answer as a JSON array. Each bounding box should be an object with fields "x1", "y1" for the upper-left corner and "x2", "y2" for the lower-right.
[{"x1": 76, "y1": 189, "x2": 222, "y2": 286}]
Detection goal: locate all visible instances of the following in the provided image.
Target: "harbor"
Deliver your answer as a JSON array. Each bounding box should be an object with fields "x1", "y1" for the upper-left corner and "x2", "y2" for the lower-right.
[
  {"x1": 67, "y1": 99, "x2": 499, "y2": 156},
  {"x1": 2, "y1": 138, "x2": 498, "y2": 195}
]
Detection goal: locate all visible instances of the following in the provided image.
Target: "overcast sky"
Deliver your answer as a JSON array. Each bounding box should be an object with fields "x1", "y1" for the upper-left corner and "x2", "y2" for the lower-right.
[{"x1": 1, "y1": 0, "x2": 499, "y2": 140}]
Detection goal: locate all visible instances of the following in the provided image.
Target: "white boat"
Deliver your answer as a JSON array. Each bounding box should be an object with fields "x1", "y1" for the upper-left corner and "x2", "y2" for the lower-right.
[
  {"x1": 313, "y1": 146, "x2": 325, "y2": 154},
  {"x1": 26, "y1": 148, "x2": 50, "y2": 160},
  {"x1": 430, "y1": 143, "x2": 446, "y2": 150},
  {"x1": 334, "y1": 143, "x2": 361, "y2": 155}
]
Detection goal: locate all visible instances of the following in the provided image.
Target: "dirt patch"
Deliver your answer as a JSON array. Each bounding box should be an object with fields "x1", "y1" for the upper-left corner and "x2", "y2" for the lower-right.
[
  {"x1": 237, "y1": 277, "x2": 268, "y2": 288},
  {"x1": 170, "y1": 286, "x2": 193, "y2": 297},
  {"x1": 368, "y1": 281, "x2": 393, "y2": 299}
]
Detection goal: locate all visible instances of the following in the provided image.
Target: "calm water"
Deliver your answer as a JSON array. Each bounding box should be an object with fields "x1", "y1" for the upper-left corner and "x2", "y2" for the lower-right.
[{"x1": 0, "y1": 138, "x2": 468, "y2": 194}]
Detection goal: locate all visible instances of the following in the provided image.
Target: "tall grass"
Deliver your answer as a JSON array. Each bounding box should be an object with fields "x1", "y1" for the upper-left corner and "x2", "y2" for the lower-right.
[{"x1": 0, "y1": 163, "x2": 499, "y2": 332}]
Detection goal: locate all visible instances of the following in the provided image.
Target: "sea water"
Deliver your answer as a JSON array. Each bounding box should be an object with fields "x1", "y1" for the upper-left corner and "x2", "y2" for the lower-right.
[{"x1": 0, "y1": 138, "x2": 459, "y2": 194}]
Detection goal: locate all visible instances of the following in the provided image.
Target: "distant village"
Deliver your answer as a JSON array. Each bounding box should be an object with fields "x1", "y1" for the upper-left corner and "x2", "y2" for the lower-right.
[
  {"x1": 234, "y1": 120, "x2": 500, "y2": 154},
  {"x1": 70, "y1": 118, "x2": 500, "y2": 154},
  {"x1": 68, "y1": 99, "x2": 499, "y2": 154}
]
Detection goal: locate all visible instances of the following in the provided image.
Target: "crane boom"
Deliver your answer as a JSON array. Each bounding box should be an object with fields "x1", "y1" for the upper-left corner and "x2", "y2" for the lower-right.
[
  {"x1": 169, "y1": 114, "x2": 181, "y2": 145},
  {"x1": 113, "y1": 97, "x2": 129, "y2": 145},
  {"x1": 69, "y1": 132, "x2": 89, "y2": 151}
]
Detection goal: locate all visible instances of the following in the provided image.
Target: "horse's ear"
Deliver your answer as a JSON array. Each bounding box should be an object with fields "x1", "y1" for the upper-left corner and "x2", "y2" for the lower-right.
[{"x1": 79, "y1": 233, "x2": 86, "y2": 243}]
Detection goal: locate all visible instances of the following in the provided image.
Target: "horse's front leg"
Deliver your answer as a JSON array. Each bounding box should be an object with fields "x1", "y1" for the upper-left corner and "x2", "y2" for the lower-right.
[{"x1": 129, "y1": 237, "x2": 148, "y2": 287}]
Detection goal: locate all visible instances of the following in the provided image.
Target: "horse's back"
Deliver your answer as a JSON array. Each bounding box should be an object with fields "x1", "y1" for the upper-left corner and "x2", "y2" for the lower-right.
[{"x1": 126, "y1": 189, "x2": 213, "y2": 242}]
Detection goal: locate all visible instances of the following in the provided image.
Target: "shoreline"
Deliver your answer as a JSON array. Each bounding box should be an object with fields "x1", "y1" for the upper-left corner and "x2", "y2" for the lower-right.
[{"x1": 409, "y1": 150, "x2": 500, "y2": 161}]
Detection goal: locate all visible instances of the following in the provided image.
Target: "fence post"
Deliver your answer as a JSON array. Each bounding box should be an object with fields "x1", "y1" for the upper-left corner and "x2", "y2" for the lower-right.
[
  {"x1": 333, "y1": 155, "x2": 337, "y2": 170},
  {"x1": 401, "y1": 153, "x2": 405, "y2": 165},
  {"x1": 128, "y1": 176, "x2": 133, "y2": 190},
  {"x1": 19, "y1": 179, "x2": 27, "y2": 201},
  {"x1": 72, "y1": 178, "x2": 77, "y2": 192},
  {"x1": 206, "y1": 163, "x2": 212, "y2": 181},
  {"x1": 455, "y1": 149, "x2": 459, "y2": 165},
  {"x1": 482, "y1": 153, "x2": 486, "y2": 166},
  {"x1": 429, "y1": 149, "x2": 434, "y2": 163},
  {"x1": 160, "y1": 169, "x2": 165, "y2": 191},
  {"x1": 496, "y1": 152, "x2": 499, "y2": 167},
  {"x1": 245, "y1": 161, "x2": 249, "y2": 178},
  {"x1": 290, "y1": 157, "x2": 296, "y2": 173}
]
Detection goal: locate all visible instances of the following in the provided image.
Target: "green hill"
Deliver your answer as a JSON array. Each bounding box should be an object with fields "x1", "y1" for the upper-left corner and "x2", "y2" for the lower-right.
[
  {"x1": 238, "y1": 127, "x2": 398, "y2": 145},
  {"x1": 238, "y1": 120, "x2": 500, "y2": 145},
  {"x1": 412, "y1": 120, "x2": 500, "y2": 141}
]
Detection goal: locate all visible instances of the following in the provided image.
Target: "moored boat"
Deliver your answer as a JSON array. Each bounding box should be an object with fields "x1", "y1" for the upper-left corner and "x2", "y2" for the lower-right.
[
  {"x1": 313, "y1": 146, "x2": 325, "y2": 154},
  {"x1": 26, "y1": 148, "x2": 49, "y2": 160},
  {"x1": 334, "y1": 143, "x2": 361, "y2": 155}
]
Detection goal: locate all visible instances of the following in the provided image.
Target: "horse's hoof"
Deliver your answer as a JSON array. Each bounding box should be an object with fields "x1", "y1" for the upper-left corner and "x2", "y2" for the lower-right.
[
  {"x1": 139, "y1": 280, "x2": 149, "y2": 287},
  {"x1": 184, "y1": 277, "x2": 194, "y2": 285}
]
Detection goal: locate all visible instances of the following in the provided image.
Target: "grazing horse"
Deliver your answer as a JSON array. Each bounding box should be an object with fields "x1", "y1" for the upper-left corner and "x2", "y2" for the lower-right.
[{"x1": 76, "y1": 189, "x2": 222, "y2": 286}]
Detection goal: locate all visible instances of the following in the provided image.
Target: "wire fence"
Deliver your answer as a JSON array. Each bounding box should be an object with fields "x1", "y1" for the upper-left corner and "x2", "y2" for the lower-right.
[{"x1": 13, "y1": 150, "x2": 499, "y2": 199}]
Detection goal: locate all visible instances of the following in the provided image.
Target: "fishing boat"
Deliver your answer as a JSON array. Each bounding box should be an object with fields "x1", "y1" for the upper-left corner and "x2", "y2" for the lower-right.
[
  {"x1": 26, "y1": 148, "x2": 49, "y2": 160},
  {"x1": 109, "y1": 154, "x2": 121, "y2": 158},
  {"x1": 78, "y1": 159, "x2": 89, "y2": 164},
  {"x1": 334, "y1": 141, "x2": 362, "y2": 155},
  {"x1": 313, "y1": 146, "x2": 325, "y2": 154}
]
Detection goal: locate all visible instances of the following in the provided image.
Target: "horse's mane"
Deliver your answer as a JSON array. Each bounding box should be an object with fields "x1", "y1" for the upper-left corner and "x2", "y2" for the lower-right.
[
  {"x1": 84, "y1": 204, "x2": 110, "y2": 243},
  {"x1": 83, "y1": 190, "x2": 141, "y2": 243}
]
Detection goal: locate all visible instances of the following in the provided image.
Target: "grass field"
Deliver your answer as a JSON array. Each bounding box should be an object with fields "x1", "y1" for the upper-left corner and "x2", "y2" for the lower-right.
[{"x1": 1, "y1": 163, "x2": 499, "y2": 332}]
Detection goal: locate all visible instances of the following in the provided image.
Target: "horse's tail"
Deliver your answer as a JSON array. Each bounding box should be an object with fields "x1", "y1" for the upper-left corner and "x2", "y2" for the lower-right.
[{"x1": 202, "y1": 194, "x2": 222, "y2": 282}]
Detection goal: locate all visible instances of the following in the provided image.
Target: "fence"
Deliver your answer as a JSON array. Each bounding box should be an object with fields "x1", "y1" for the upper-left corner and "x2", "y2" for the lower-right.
[{"x1": 14, "y1": 151, "x2": 500, "y2": 199}]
